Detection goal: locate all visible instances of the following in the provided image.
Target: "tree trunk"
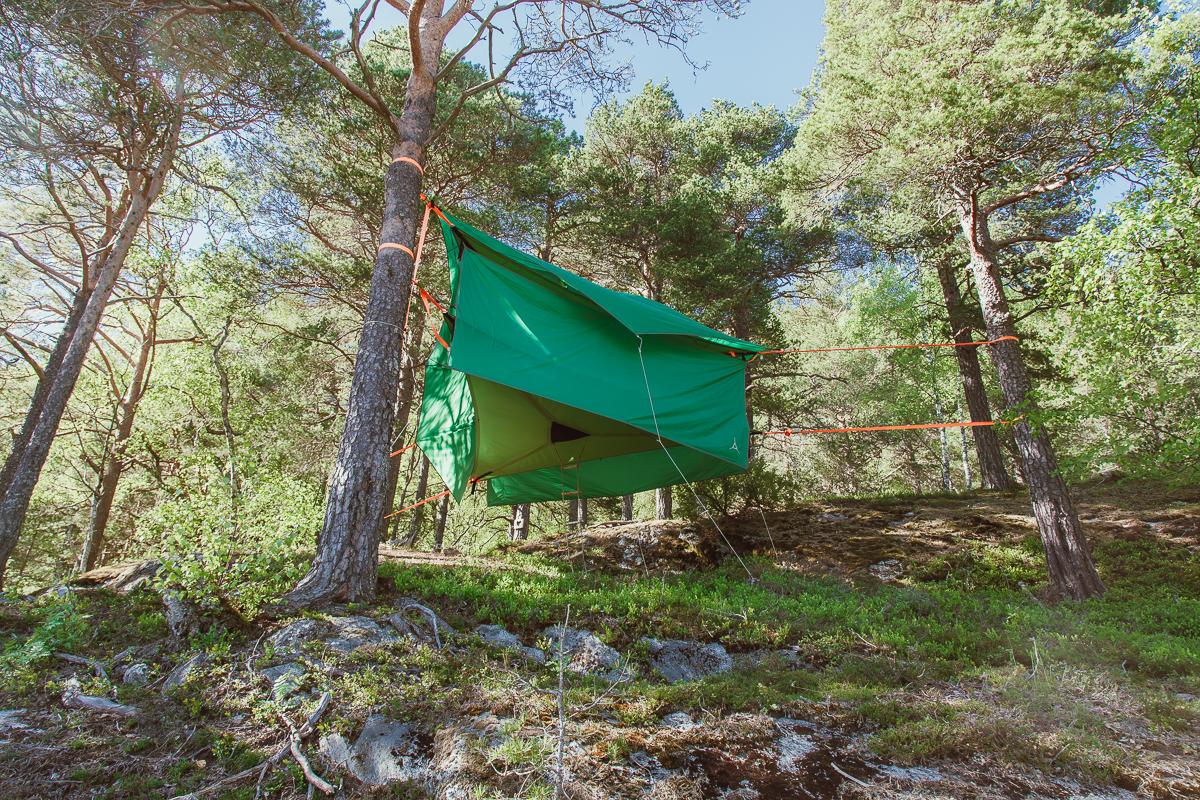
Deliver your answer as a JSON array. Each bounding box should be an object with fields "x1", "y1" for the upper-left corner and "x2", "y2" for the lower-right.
[
  {"x1": 578, "y1": 497, "x2": 589, "y2": 530},
  {"x1": 378, "y1": 313, "x2": 424, "y2": 541},
  {"x1": 282, "y1": 62, "x2": 440, "y2": 607},
  {"x1": 656, "y1": 487, "x2": 672, "y2": 519},
  {"x1": 959, "y1": 407, "x2": 974, "y2": 492},
  {"x1": 621, "y1": 494, "x2": 633, "y2": 522},
  {"x1": 79, "y1": 286, "x2": 161, "y2": 572},
  {"x1": 509, "y1": 503, "x2": 529, "y2": 541},
  {"x1": 934, "y1": 256, "x2": 1014, "y2": 491},
  {"x1": 0, "y1": 115, "x2": 181, "y2": 589},
  {"x1": 959, "y1": 199, "x2": 1103, "y2": 600},
  {"x1": 433, "y1": 492, "x2": 449, "y2": 551},
  {"x1": 404, "y1": 455, "x2": 431, "y2": 547},
  {"x1": 0, "y1": 289, "x2": 89, "y2": 499}
]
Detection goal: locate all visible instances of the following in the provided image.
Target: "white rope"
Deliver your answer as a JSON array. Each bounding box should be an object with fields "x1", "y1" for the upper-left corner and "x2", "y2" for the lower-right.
[
  {"x1": 759, "y1": 507, "x2": 778, "y2": 557},
  {"x1": 635, "y1": 335, "x2": 755, "y2": 582}
]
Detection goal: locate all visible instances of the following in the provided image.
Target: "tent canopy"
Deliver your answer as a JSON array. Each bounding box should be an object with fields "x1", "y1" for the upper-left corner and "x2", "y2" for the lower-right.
[{"x1": 415, "y1": 208, "x2": 762, "y2": 507}]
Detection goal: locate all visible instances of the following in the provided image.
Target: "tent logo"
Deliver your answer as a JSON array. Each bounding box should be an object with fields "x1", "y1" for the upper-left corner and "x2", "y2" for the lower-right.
[{"x1": 730, "y1": 439, "x2": 739, "y2": 453}]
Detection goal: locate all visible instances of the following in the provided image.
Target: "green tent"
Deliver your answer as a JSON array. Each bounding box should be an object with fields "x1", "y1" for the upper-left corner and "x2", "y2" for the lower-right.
[{"x1": 415, "y1": 208, "x2": 763, "y2": 507}]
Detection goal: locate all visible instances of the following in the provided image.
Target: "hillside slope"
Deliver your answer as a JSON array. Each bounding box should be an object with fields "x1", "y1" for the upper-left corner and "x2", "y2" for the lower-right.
[{"x1": 1, "y1": 483, "x2": 1197, "y2": 799}]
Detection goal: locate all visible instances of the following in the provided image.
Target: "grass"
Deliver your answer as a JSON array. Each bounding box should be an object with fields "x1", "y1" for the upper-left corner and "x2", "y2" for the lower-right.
[
  {"x1": 379, "y1": 527, "x2": 1200, "y2": 782},
  {"x1": 381, "y1": 534, "x2": 1200, "y2": 680}
]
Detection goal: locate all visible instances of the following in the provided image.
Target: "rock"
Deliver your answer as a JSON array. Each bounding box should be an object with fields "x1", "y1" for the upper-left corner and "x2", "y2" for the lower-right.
[
  {"x1": 818, "y1": 512, "x2": 849, "y2": 522},
  {"x1": 658, "y1": 711, "x2": 696, "y2": 729},
  {"x1": 267, "y1": 618, "x2": 327, "y2": 657},
  {"x1": 0, "y1": 710, "x2": 32, "y2": 740},
  {"x1": 324, "y1": 615, "x2": 398, "y2": 653},
  {"x1": 732, "y1": 647, "x2": 801, "y2": 671},
  {"x1": 121, "y1": 663, "x2": 150, "y2": 686},
  {"x1": 641, "y1": 638, "x2": 733, "y2": 683},
  {"x1": 163, "y1": 591, "x2": 202, "y2": 640},
  {"x1": 868, "y1": 559, "x2": 904, "y2": 581},
  {"x1": 162, "y1": 653, "x2": 207, "y2": 696},
  {"x1": 474, "y1": 624, "x2": 545, "y2": 663},
  {"x1": 320, "y1": 715, "x2": 433, "y2": 788},
  {"x1": 542, "y1": 625, "x2": 623, "y2": 677},
  {"x1": 261, "y1": 662, "x2": 305, "y2": 703}
]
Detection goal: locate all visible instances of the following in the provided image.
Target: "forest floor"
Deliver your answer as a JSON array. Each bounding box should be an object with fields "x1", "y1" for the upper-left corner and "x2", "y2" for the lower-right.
[{"x1": 1, "y1": 481, "x2": 1198, "y2": 799}]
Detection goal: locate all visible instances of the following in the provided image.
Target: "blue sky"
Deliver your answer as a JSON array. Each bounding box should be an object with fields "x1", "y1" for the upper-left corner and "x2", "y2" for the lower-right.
[{"x1": 324, "y1": 1, "x2": 826, "y2": 129}]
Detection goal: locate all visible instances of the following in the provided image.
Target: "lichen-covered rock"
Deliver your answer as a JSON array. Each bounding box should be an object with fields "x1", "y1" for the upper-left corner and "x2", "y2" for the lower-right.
[
  {"x1": 658, "y1": 711, "x2": 696, "y2": 729},
  {"x1": 261, "y1": 662, "x2": 305, "y2": 703},
  {"x1": 267, "y1": 618, "x2": 327, "y2": 657},
  {"x1": 268, "y1": 615, "x2": 397, "y2": 657},
  {"x1": 474, "y1": 624, "x2": 545, "y2": 663},
  {"x1": 319, "y1": 716, "x2": 433, "y2": 788},
  {"x1": 161, "y1": 653, "x2": 207, "y2": 696},
  {"x1": 641, "y1": 638, "x2": 732, "y2": 683},
  {"x1": 324, "y1": 615, "x2": 398, "y2": 653},
  {"x1": 121, "y1": 663, "x2": 149, "y2": 686},
  {"x1": 542, "y1": 625, "x2": 622, "y2": 677}
]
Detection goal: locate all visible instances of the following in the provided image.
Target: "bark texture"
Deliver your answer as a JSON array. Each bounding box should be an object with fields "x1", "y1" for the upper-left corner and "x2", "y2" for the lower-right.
[
  {"x1": 959, "y1": 198, "x2": 1103, "y2": 600},
  {"x1": 404, "y1": 456, "x2": 431, "y2": 547},
  {"x1": 433, "y1": 492, "x2": 450, "y2": 551},
  {"x1": 656, "y1": 487, "x2": 673, "y2": 519},
  {"x1": 621, "y1": 494, "x2": 633, "y2": 522},
  {"x1": 934, "y1": 257, "x2": 1014, "y2": 491},
  {"x1": 509, "y1": 503, "x2": 529, "y2": 541},
  {"x1": 282, "y1": 50, "x2": 441, "y2": 606}
]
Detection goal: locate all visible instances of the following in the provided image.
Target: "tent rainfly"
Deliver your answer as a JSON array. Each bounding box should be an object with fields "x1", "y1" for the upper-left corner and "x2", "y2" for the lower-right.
[{"x1": 415, "y1": 208, "x2": 764, "y2": 507}]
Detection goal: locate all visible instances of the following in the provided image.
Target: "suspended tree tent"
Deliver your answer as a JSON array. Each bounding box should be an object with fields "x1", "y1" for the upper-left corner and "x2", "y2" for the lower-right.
[{"x1": 414, "y1": 208, "x2": 764, "y2": 507}]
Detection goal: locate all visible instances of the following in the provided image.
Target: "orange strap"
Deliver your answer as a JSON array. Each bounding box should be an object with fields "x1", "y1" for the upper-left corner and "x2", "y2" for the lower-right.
[
  {"x1": 384, "y1": 488, "x2": 450, "y2": 519},
  {"x1": 390, "y1": 442, "x2": 417, "y2": 458},
  {"x1": 392, "y1": 155, "x2": 425, "y2": 174},
  {"x1": 760, "y1": 419, "x2": 1015, "y2": 437},
  {"x1": 399, "y1": 203, "x2": 434, "y2": 343},
  {"x1": 379, "y1": 242, "x2": 415, "y2": 258},
  {"x1": 418, "y1": 287, "x2": 450, "y2": 350},
  {"x1": 754, "y1": 335, "x2": 1018, "y2": 359}
]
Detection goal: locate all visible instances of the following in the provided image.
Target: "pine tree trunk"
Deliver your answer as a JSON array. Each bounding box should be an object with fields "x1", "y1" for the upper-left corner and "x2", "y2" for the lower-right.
[
  {"x1": 282, "y1": 65, "x2": 439, "y2": 607},
  {"x1": 433, "y1": 492, "x2": 449, "y2": 551},
  {"x1": 959, "y1": 409, "x2": 974, "y2": 492},
  {"x1": 567, "y1": 498, "x2": 579, "y2": 530},
  {"x1": 934, "y1": 256, "x2": 1014, "y2": 491},
  {"x1": 0, "y1": 290, "x2": 88, "y2": 499},
  {"x1": 578, "y1": 497, "x2": 589, "y2": 530},
  {"x1": 378, "y1": 316, "x2": 424, "y2": 539},
  {"x1": 959, "y1": 200, "x2": 1103, "y2": 600},
  {"x1": 621, "y1": 494, "x2": 633, "y2": 522},
  {"x1": 656, "y1": 487, "x2": 672, "y2": 519},
  {"x1": 509, "y1": 503, "x2": 529, "y2": 541},
  {"x1": 404, "y1": 455, "x2": 431, "y2": 547},
  {"x1": 79, "y1": 292, "x2": 160, "y2": 572},
  {"x1": 0, "y1": 116, "x2": 180, "y2": 589}
]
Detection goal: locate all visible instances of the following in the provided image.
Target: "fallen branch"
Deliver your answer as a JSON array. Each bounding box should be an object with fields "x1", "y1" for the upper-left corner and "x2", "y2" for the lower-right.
[
  {"x1": 168, "y1": 691, "x2": 332, "y2": 800},
  {"x1": 57, "y1": 652, "x2": 109, "y2": 681},
  {"x1": 278, "y1": 703, "x2": 335, "y2": 795},
  {"x1": 61, "y1": 676, "x2": 138, "y2": 717}
]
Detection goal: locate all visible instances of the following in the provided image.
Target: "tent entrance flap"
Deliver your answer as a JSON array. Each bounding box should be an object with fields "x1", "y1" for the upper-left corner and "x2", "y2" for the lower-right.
[{"x1": 468, "y1": 374, "x2": 680, "y2": 479}]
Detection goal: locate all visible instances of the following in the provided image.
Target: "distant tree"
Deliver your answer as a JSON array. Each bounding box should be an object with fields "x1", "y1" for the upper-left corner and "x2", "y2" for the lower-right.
[
  {"x1": 563, "y1": 84, "x2": 832, "y2": 513},
  {"x1": 0, "y1": 0, "x2": 306, "y2": 587},
  {"x1": 786, "y1": 0, "x2": 1157, "y2": 599}
]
